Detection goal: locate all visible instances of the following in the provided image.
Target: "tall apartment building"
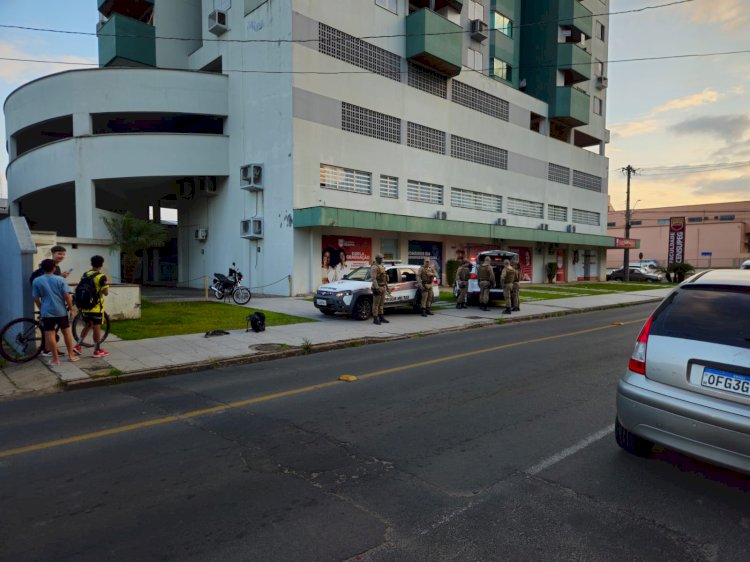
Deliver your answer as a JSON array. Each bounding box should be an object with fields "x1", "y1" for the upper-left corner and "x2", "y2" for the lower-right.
[{"x1": 4, "y1": 0, "x2": 615, "y2": 294}]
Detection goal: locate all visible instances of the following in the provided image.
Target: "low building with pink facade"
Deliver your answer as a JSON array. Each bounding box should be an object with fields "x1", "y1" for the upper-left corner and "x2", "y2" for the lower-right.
[{"x1": 607, "y1": 201, "x2": 750, "y2": 269}]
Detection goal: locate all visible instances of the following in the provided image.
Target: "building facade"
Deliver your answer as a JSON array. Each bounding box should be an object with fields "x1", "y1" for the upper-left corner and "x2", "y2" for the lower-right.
[
  {"x1": 607, "y1": 201, "x2": 750, "y2": 269},
  {"x1": 4, "y1": 0, "x2": 616, "y2": 294}
]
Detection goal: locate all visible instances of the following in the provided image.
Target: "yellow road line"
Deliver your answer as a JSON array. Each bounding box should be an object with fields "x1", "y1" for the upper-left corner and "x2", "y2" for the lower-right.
[{"x1": 0, "y1": 318, "x2": 644, "y2": 459}]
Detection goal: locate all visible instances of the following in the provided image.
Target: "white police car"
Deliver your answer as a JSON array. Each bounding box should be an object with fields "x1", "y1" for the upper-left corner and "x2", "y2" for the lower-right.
[
  {"x1": 314, "y1": 262, "x2": 440, "y2": 320},
  {"x1": 452, "y1": 250, "x2": 519, "y2": 304}
]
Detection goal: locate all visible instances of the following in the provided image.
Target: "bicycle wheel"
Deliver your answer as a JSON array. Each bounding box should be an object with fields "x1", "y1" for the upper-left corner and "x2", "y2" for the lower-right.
[
  {"x1": 232, "y1": 286, "x2": 252, "y2": 305},
  {"x1": 0, "y1": 318, "x2": 44, "y2": 363},
  {"x1": 72, "y1": 312, "x2": 111, "y2": 348}
]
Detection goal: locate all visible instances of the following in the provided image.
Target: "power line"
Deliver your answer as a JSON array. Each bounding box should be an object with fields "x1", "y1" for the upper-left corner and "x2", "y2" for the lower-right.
[{"x1": 0, "y1": 0, "x2": 695, "y2": 44}]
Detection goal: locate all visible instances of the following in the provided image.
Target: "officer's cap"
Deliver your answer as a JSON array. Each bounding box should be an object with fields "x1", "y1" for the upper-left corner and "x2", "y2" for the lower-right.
[{"x1": 375, "y1": 253, "x2": 384, "y2": 259}]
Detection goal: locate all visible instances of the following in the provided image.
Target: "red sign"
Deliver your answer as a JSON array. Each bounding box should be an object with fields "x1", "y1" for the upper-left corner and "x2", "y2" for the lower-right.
[
  {"x1": 321, "y1": 236, "x2": 372, "y2": 284},
  {"x1": 614, "y1": 238, "x2": 637, "y2": 249},
  {"x1": 507, "y1": 246, "x2": 533, "y2": 282},
  {"x1": 667, "y1": 217, "x2": 686, "y2": 265}
]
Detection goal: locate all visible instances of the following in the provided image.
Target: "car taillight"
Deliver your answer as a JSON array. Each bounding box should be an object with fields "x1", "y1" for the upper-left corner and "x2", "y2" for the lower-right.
[
  {"x1": 628, "y1": 316, "x2": 654, "y2": 375},
  {"x1": 470, "y1": 273, "x2": 477, "y2": 279}
]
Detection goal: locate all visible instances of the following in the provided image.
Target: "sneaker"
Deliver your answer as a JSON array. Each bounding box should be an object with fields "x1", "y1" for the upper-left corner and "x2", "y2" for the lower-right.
[
  {"x1": 93, "y1": 349, "x2": 110, "y2": 358},
  {"x1": 40, "y1": 350, "x2": 53, "y2": 357},
  {"x1": 73, "y1": 345, "x2": 82, "y2": 355}
]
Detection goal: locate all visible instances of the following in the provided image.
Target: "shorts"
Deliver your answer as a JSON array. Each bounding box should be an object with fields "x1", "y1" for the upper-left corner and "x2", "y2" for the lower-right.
[
  {"x1": 81, "y1": 312, "x2": 103, "y2": 326},
  {"x1": 42, "y1": 316, "x2": 69, "y2": 332}
]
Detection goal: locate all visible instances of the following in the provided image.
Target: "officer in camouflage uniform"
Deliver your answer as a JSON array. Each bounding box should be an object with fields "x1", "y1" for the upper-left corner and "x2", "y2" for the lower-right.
[
  {"x1": 371, "y1": 253, "x2": 390, "y2": 325},
  {"x1": 455, "y1": 260, "x2": 471, "y2": 309},
  {"x1": 500, "y1": 259, "x2": 517, "y2": 315},
  {"x1": 511, "y1": 257, "x2": 522, "y2": 311},
  {"x1": 417, "y1": 258, "x2": 437, "y2": 317},
  {"x1": 477, "y1": 256, "x2": 495, "y2": 311}
]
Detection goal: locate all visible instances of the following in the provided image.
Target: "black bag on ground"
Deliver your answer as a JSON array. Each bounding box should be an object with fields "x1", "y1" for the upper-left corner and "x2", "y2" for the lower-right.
[
  {"x1": 74, "y1": 273, "x2": 99, "y2": 310},
  {"x1": 247, "y1": 312, "x2": 266, "y2": 333}
]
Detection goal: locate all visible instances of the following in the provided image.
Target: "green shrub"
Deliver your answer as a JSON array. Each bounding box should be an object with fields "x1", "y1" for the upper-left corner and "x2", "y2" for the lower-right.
[
  {"x1": 446, "y1": 260, "x2": 460, "y2": 287},
  {"x1": 545, "y1": 262, "x2": 558, "y2": 283}
]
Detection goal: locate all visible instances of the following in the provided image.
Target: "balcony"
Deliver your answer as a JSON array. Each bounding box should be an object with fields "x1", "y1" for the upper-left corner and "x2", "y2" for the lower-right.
[
  {"x1": 406, "y1": 8, "x2": 463, "y2": 77},
  {"x1": 98, "y1": 0, "x2": 154, "y2": 20},
  {"x1": 557, "y1": 42, "x2": 591, "y2": 84},
  {"x1": 558, "y1": 0, "x2": 592, "y2": 38},
  {"x1": 552, "y1": 86, "x2": 590, "y2": 126},
  {"x1": 409, "y1": 0, "x2": 463, "y2": 11},
  {"x1": 97, "y1": 13, "x2": 155, "y2": 67}
]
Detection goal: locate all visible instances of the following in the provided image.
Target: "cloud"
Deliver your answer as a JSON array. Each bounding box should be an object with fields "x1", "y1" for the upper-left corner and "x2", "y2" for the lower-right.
[
  {"x1": 652, "y1": 89, "x2": 719, "y2": 114},
  {"x1": 610, "y1": 119, "x2": 663, "y2": 139},
  {"x1": 690, "y1": 173, "x2": 750, "y2": 197},
  {"x1": 687, "y1": 0, "x2": 749, "y2": 31},
  {"x1": 0, "y1": 40, "x2": 95, "y2": 84},
  {"x1": 668, "y1": 113, "x2": 750, "y2": 142}
]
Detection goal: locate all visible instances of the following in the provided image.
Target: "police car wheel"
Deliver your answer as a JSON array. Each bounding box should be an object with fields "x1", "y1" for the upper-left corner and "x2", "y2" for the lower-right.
[{"x1": 352, "y1": 298, "x2": 372, "y2": 321}]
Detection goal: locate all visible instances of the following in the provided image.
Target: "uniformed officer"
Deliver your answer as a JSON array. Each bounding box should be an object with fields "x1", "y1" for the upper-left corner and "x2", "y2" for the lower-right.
[
  {"x1": 417, "y1": 258, "x2": 437, "y2": 317},
  {"x1": 455, "y1": 260, "x2": 471, "y2": 309},
  {"x1": 477, "y1": 256, "x2": 495, "y2": 311},
  {"x1": 500, "y1": 259, "x2": 517, "y2": 315},
  {"x1": 371, "y1": 253, "x2": 390, "y2": 325},
  {"x1": 511, "y1": 257, "x2": 522, "y2": 312}
]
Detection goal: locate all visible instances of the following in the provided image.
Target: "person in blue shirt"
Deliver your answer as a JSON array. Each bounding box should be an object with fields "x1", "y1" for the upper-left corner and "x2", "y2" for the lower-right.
[{"x1": 31, "y1": 259, "x2": 79, "y2": 365}]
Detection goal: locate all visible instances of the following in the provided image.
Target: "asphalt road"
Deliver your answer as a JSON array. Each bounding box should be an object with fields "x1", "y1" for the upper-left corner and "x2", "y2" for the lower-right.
[{"x1": 1, "y1": 304, "x2": 749, "y2": 561}]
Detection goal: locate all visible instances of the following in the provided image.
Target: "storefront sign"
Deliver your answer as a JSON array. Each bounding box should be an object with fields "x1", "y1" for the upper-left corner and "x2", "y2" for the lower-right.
[
  {"x1": 667, "y1": 217, "x2": 686, "y2": 265},
  {"x1": 321, "y1": 236, "x2": 371, "y2": 284},
  {"x1": 408, "y1": 240, "x2": 443, "y2": 280},
  {"x1": 614, "y1": 238, "x2": 637, "y2": 249},
  {"x1": 507, "y1": 246, "x2": 533, "y2": 282}
]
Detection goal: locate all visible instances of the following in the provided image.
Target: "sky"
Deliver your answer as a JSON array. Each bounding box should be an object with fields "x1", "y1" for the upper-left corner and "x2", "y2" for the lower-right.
[{"x1": 0, "y1": 0, "x2": 748, "y2": 211}]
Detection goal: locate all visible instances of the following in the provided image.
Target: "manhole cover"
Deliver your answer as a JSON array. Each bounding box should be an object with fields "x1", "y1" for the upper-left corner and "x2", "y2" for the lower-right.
[{"x1": 250, "y1": 343, "x2": 288, "y2": 352}]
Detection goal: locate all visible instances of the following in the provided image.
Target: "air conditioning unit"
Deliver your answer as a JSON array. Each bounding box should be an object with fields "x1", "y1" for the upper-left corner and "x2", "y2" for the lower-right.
[
  {"x1": 194, "y1": 228, "x2": 208, "y2": 241},
  {"x1": 496, "y1": 218, "x2": 507, "y2": 226},
  {"x1": 470, "y1": 19, "x2": 488, "y2": 41},
  {"x1": 566, "y1": 224, "x2": 577, "y2": 233},
  {"x1": 179, "y1": 179, "x2": 195, "y2": 200},
  {"x1": 240, "y1": 218, "x2": 263, "y2": 240},
  {"x1": 196, "y1": 176, "x2": 218, "y2": 196},
  {"x1": 240, "y1": 164, "x2": 263, "y2": 191},
  {"x1": 596, "y1": 76, "x2": 608, "y2": 89},
  {"x1": 208, "y1": 10, "x2": 228, "y2": 35},
  {"x1": 539, "y1": 223, "x2": 549, "y2": 230},
  {"x1": 434, "y1": 211, "x2": 447, "y2": 220}
]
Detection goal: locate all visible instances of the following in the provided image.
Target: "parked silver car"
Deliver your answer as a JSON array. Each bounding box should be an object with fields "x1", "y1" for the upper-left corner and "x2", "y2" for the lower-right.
[{"x1": 615, "y1": 269, "x2": 750, "y2": 474}]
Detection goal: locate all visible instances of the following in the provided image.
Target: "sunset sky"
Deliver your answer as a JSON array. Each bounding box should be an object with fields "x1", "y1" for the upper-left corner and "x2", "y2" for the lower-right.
[{"x1": 1, "y1": 0, "x2": 748, "y2": 210}]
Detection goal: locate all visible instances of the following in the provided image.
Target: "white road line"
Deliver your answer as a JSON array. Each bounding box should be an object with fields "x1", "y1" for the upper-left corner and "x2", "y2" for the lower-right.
[{"x1": 525, "y1": 424, "x2": 614, "y2": 475}]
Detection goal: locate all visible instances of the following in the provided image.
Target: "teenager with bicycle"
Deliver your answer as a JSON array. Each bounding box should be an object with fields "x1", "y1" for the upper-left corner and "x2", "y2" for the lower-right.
[
  {"x1": 73, "y1": 255, "x2": 110, "y2": 358},
  {"x1": 31, "y1": 259, "x2": 79, "y2": 365}
]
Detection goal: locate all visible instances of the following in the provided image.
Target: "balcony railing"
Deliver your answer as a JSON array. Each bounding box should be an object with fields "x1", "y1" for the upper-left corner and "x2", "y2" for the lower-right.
[
  {"x1": 557, "y1": 42, "x2": 591, "y2": 83},
  {"x1": 552, "y1": 86, "x2": 590, "y2": 126},
  {"x1": 406, "y1": 8, "x2": 463, "y2": 77},
  {"x1": 558, "y1": 0, "x2": 593, "y2": 38},
  {"x1": 97, "y1": 13, "x2": 155, "y2": 67}
]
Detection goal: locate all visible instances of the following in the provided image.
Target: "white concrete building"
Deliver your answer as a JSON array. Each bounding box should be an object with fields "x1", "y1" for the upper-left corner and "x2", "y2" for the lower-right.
[{"x1": 4, "y1": 0, "x2": 615, "y2": 295}]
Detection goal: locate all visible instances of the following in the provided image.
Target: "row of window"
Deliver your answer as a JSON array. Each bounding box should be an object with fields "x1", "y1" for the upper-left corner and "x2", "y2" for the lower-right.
[
  {"x1": 608, "y1": 215, "x2": 738, "y2": 227},
  {"x1": 547, "y1": 163, "x2": 603, "y2": 192},
  {"x1": 319, "y1": 164, "x2": 600, "y2": 225}
]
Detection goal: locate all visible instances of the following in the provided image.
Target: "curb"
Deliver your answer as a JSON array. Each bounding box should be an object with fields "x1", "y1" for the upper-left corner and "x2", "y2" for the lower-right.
[{"x1": 62, "y1": 297, "x2": 663, "y2": 391}]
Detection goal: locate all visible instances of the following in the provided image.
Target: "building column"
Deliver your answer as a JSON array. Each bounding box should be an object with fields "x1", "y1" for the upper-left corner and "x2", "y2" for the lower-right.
[
  {"x1": 73, "y1": 112, "x2": 92, "y2": 136},
  {"x1": 75, "y1": 178, "x2": 96, "y2": 238}
]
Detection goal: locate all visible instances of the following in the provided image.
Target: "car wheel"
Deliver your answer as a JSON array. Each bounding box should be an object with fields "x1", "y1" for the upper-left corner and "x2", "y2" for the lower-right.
[
  {"x1": 615, "y1": 417, "x2": 653, "y2": 456},
  {"x1": 351, "y1": 298, "x2": 372, "y2": 321}
]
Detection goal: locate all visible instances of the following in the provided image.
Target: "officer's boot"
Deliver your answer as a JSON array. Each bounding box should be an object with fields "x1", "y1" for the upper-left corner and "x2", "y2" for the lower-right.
[
  {"x1": 421, "y1": 308, "x2": 427, "y2": 317},
  {"x1": 380, "y1": 315, "x2": 389, "y2": 323},
  {"x1": 373, "y1": 315, "x2": 381, "y2": 325},
  {"x1": 426, "y1": 308, "x2": 434, "y2": 315},
  {"x1": 503, "y1": 307, "x2": 512, "y2": 314},
  {"x1": 455, "y1": 302, "x2": 461, "y2": 309}
]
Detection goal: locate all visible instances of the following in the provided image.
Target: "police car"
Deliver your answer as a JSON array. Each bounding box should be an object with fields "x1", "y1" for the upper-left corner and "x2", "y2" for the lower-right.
[
  {"x1": 314, "y1": 262, "x2": 440, "y2": 320},
  {"x1": 452, "y1": 250, "x2": 519, "y2": 304}
]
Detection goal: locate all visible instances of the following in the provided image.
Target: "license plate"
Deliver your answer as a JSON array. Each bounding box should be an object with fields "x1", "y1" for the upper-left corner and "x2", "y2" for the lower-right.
[
  {"x1": 701, "y1": 367, "x2": 750, "y2": 397},
  {"x1": 316, "y1": 299, "x2": 327, "y2": 307}
]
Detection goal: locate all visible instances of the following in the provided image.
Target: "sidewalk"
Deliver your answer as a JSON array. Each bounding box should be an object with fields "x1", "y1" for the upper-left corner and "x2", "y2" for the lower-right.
[{"x1": 0, "y1": 287, "x2": 672, "y2": 399}]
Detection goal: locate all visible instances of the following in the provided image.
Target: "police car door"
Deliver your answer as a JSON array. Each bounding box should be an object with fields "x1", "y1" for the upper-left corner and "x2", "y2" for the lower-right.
[{"x1": 386, "y1": 267, "x2": 413, "y2": 305}]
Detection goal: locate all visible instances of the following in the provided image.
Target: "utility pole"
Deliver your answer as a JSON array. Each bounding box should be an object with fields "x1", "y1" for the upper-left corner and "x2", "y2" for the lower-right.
[{"x1": 622, "y1": 165, "x2": 636, "y2": 281}]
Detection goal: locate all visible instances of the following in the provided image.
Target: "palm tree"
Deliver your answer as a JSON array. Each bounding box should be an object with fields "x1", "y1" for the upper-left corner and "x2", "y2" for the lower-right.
[{"x1": 102, "y1": 212, "x2": 168, "y2": 283}]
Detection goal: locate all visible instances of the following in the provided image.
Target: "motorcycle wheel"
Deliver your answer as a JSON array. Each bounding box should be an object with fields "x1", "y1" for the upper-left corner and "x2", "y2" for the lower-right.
[
  {"x1": 233, "y1": 286, "x2": 252, "y2": 305},
  {"x1": 212, "y1": 286, "x2": 224, "y2": 300}
]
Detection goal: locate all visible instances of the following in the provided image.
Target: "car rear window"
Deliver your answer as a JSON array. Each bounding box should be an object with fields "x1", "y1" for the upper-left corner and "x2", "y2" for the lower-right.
[{"x1": 649, "y1": 286, "x2": 750, "y2": 349}]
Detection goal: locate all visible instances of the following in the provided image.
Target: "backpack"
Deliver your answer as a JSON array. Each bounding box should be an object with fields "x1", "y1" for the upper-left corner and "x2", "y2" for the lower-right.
[
  {"x1": 247, "y1": 312, "x2": 266, "y2": 333},
  {"x1": 74, "y1": 272, "x2": 100, "y2": 310}
]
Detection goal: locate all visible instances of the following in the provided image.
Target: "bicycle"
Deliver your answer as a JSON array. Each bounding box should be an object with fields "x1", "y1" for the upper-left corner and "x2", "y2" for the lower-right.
[
  {"x1": 71, "y1": 310, "x2": 111, "y2": 348},
  {"x1": 0, "y1": 310, "x2": 110, "y2": 363}
]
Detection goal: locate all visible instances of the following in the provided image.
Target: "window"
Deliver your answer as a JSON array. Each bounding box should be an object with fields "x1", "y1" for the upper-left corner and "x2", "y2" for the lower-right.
[
  {"x1": 451, "y1": 81, "x2": 509, "y2": 121},
  {"x1": 319, "y1": 23, "x2": 401, "y2": 82},
  {"x1": 451, "y1": 135, "x2": 508, "y2": 169},
  {"x1": 507, "y1": 198, "x2": 544, "y2": 218},
  {"x1": 548, "y1": 205, "x2": 568, "y2": 222},
  {"x1": 596, "y1": 21, "x2": 605, "y2": 41},
  {"x1": 572, "y1": 170, "x2": 602, "y2": 192},
  {"x1": 493, "y1": 11, "x2": 512, "y2": 36},
  {"x1": 381, "y1": 239, "x2": 398, "y2": 260},
  {"x1": 407, "y1": 180, "x2": 443, "y2": 204},
  {"x1": 595, "y1": 59, "x2": 604, "y2": 76},
  {"x1": 407, "y1": 122, "x2": 446, "y2": 154},
  {"x1": 629, "y1": 220, "x2": 642, "y2": 226},
  {"x1": 408, "y1": 61, "x2": 448, "y2": 98},
  {"x1": 342, "y1": 102, "x2": 401, "y2": 144},
  {"x1": 548, "y1": 163, "x2": 570, "y2": 185},
  {"x1": 451, "y1": 187, "x2": 502, "y2": 212},
  {"x1": 657, "y1": 219, "x2": 669, "y2": 225},
  {"x1": 380, "y1": 175, "x2": 399, "y2": 198},
  {"x1": 320, "y1": 164, "x2": 372, "y2": 195},
  {"x1": 492, "y1": 58, "x2": 511, "y2": 82},
  {"x1": 375, "y1": 0, "x2": 398, "y2": 14},
  {"x1": 607, "y1": 221, "x2": 616, "y2": 227},
  {"x1": 593, "y1": 97, "x2": 603, "y2": 115},
  {"x1": 720, "y1": 215, "x2": 736, "y2": 221},
  {"x1": 572, "y1": 208, "x2": 600, "y2": 226},
  {"x1": 469, "y1": 0, "x2": 484, "y2": 21},
  {"x1": 687, "y1": 217, "x2": 703, "y2": 223},
  {"x1": 467, "y1": 48, "x2": 483, "y2": 72}
]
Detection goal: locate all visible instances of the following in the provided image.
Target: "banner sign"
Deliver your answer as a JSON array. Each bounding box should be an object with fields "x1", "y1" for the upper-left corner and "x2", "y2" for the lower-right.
[
  {"x1": 614, "y1": 238, "x2": 637, "y2": 249},
  {"x1": 408, "y1": 240, "x2": 443, "y2": 280},
  {"x1": 321, "y1": 236, "x2": 371, "y2": 284},
  {"x1": 667, "y1": 217, "x2": 686, "y2": 265}
]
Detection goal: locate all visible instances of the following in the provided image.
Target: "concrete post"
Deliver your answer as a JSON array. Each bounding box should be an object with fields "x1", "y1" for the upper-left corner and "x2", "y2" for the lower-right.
[{"x1": 75, "y1": 178, "x2": 96, "y2": 238}]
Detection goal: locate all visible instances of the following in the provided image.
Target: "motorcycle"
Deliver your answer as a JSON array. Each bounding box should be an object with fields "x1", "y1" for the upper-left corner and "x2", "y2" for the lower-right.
[{"x1": 211, "y1": 262, "x2": 252, "y2": 305}]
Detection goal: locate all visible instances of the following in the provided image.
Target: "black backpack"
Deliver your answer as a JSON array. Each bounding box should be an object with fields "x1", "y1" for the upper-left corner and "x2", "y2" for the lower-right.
[
  {"x1": 74, "y1": 272, "x2": 100, "y2": 310},
  {"x1": 247, "y1": 312, "x2": 266, "y2": 333}
]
